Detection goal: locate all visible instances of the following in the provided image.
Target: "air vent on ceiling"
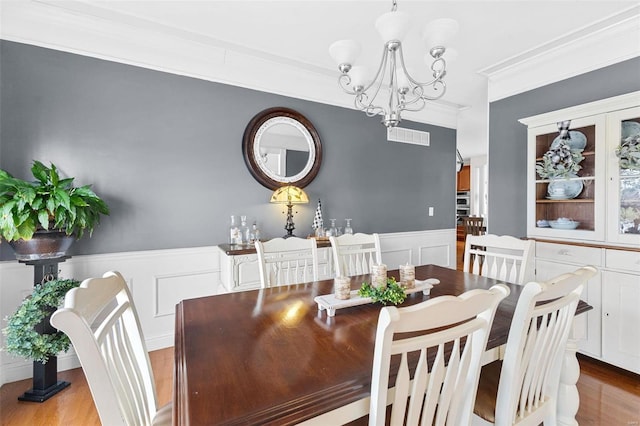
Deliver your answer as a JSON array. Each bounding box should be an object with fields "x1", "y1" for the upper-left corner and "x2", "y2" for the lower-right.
[{"x1": 387, "y1": 127, "x2": 430, "y2": 146}]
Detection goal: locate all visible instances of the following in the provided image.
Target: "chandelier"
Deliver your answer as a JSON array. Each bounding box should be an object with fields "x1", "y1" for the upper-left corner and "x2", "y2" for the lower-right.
[{"x1": 329, "y1": 0, "x2": 458, "y2": 127}]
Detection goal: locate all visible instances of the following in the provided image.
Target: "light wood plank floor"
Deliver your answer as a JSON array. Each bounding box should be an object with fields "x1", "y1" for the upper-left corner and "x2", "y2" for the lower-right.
[{"x1": 1, "y1": 347, "x2": 639, "y2": 425}]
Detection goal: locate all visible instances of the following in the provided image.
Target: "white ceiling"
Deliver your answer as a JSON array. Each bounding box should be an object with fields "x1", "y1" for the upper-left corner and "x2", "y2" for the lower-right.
[{"x1": 2, "y1": 1, "x2": 639, "y2": 159}]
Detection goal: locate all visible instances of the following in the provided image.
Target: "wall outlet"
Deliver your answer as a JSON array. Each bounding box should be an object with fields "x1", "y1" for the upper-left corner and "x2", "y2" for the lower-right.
[{"x1": 428, "y1": 207, "x2": 434, "y2": 216}]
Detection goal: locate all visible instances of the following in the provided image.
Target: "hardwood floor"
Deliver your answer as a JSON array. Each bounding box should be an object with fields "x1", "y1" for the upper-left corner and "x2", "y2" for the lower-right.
[
  {"x1": 576, "y1": 354, "x2": 640, "y2": 425},
  {"x1": 0, "y1": 349, "x2": 173, "y2": 425},
  {"x1": 1, "y1": 346, "x2": 639, "y2": 425}
]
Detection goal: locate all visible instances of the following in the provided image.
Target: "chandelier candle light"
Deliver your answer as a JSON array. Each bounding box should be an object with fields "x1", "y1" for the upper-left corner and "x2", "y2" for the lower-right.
[
  {"x1": 270, "y1": 185, "x2": 309, "y2": 238},
  {"x1": 329, "y1": 0, "x2": 458, "y2": 127}
]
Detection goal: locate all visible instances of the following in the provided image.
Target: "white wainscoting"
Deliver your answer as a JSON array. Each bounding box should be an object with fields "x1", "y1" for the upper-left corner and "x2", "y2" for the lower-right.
[
  {"x1": 0, "y1": 229, "x2": 455, "y2": 385},
  {"x1": 0, "y1": 246, "x2": 221, "y2": 385},
  {"x1": 379, "y1": 229, "x2": 456, "y2": 269}
]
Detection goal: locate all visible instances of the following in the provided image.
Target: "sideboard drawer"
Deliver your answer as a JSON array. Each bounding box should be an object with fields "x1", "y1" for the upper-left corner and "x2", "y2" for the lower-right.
[
  {"x1": 605, "y1": 249, "x2": 640, "y2": 273},
  {"x1": 535, "y1": 242, "x2": 602, "y2": 266}
]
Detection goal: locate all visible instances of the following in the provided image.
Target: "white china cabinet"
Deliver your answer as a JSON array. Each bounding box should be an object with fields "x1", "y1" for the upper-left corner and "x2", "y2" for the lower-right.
[{"x1": 520, "y1": 91, "x2": 640, "y2": 374}]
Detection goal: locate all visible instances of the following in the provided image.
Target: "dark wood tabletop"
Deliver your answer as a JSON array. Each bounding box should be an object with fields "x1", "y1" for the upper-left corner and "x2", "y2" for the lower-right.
[{"x1": 173, "y1": 264, "x2": 591, "y2": 425}]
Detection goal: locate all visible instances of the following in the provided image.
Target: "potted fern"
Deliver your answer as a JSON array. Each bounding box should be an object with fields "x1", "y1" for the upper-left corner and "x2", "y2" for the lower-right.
[{"x1": 0, "y1": 161, "x2": 109, "y2": 260}]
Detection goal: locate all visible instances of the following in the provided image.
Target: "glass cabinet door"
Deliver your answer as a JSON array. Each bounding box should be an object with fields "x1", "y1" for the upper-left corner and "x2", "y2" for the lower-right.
[
  {"x1": 607, "y1": 106, "x2": 640, "y2": 246},
  {"x1": 527, "y1": 114, "x2": 606, "y2": 241}
]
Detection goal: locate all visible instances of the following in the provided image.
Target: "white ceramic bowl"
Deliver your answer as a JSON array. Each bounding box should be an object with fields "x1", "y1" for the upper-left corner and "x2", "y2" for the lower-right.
[{"x1": 549, "y1": 220, "x2": 580, "y2": 230}]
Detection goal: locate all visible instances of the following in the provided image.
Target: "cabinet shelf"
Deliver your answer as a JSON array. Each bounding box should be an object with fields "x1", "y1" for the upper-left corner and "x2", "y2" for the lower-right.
[
  {"x1": 536, "y1": 199, "x2": 594, "y2": 204},
  {"x1": 534, "y1": 151, "x2": 595, "y2": 161},
  {"x1": 535, "y1": 176, "x2": 595, "y2": 184}
]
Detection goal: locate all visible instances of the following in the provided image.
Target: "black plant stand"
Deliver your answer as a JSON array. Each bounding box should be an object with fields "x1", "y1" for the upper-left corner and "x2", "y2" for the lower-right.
[{"x1": 17, "y1": 256, "x2": 71, "y2": 402}]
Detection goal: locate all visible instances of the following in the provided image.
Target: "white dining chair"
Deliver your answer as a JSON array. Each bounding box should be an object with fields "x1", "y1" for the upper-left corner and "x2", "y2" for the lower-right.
[
  {"x1": 330, "y1": 232, "x2": 382, "y2": 277},
  {"x1": 463, "y1": 234, "x2": 534, "y2": 285},
  {"x1": 50, "y1": 271, "x2": 171, "y2": 426},
  {"x1": 473, "y1": 265, "x2": 598, "y2": 426},
  {"x1": 369, "y1": 284, "x2": 510, "y2": 426},
  {"x1": 255, "y1": 237, "x2": 319, "y2": 288}
]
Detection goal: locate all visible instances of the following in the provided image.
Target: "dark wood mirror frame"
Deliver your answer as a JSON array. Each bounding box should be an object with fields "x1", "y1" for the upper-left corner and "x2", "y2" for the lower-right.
[{"x1": 242, "y1": 107, "x2": 322, "y2": 190}]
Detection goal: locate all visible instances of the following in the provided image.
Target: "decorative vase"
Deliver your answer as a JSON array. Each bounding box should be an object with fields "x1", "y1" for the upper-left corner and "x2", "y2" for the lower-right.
[{"x1": 7, "y1": 230, "x2": 75, "y2": 261}]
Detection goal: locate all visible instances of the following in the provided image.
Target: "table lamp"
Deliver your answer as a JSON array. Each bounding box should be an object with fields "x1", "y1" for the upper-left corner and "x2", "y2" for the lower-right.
[{"x1": 270, "y1": 185, "x2": 309, "y2": 238}]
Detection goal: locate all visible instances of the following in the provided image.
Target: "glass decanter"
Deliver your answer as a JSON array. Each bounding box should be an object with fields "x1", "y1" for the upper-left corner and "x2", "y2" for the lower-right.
[
  {"x1": 239, "y1": 215, "x2": 250, "y2": 245},
  {"x1": 327, "y1": 219, "x2": 338, "y2": 237},
  {"x1": 344, "y1": 218, "x2": 353, "y2": 235}
]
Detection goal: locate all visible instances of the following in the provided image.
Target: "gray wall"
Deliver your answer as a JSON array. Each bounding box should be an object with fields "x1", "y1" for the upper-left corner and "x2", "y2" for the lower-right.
[
  {"x1": 488, "y1": 57, "x2": 640, "y2": 238},
  {"x1": 0, "y1": 41, "x2": 457, "y2": 260}
]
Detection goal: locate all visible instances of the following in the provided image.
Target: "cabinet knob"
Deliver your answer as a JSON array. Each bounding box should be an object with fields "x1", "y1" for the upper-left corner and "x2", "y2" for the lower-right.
[{"x1": 558, "y1": 249, "x2": 570, "y2": 256}]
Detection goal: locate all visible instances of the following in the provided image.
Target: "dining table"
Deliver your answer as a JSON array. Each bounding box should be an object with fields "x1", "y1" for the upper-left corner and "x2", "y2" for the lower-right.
[{"x1": 173, "y1": 264, "x2": 591, "y2": 425}]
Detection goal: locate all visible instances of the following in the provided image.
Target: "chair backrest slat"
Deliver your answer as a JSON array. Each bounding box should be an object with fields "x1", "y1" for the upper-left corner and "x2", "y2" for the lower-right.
[
  {"x1": 463, "y1": 234, "x2": 535, "y2": 285},
  {"x1": 463, "y1": 216, "x2": 485, "y2": 237},
  {"x1": 330, "y1": 233, "x2": 382, "y2": 277},
  {"x1": 255, "y1": 237, "x2": 319, "y2": 288}
]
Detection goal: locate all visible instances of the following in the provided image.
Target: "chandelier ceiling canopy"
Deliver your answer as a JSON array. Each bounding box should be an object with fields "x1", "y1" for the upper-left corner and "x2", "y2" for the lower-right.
[{"x1": 329, "y1": 0, "x2": 458, "y2": 127}]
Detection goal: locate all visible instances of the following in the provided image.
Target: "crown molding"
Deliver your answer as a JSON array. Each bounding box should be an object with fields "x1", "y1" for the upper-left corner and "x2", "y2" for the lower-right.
[
  {"x1": 480, "y1": 5, "x2": 640, "y2": 102},
  {"x1": 518, "y1": 90, "x2": 640, "y2": 128},
  {"x1": 0, "y1": 0, "x2": 460, "y2": 129}
]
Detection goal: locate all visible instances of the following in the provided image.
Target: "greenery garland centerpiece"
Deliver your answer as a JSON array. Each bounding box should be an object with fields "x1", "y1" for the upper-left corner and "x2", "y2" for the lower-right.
[
  {"x1": 615, "y1": 133, "x2": 640, "y2": 171},
  {"x1": 358, "y1": 277, "x2": 406, "y2": 305},
  {"x1": 535, "y1": 139, "x2": 585, "y2": 180},
  {"x1": 3, "y1": 278, "x2": 80, "y2": 363}
]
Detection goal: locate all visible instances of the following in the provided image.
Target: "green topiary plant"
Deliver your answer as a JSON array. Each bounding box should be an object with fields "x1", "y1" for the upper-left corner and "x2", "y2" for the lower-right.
[
  {"x1": 3, "y1": 278, "x2": 80, "y2": 363},
  {"x1": 0, "y1": 161, "x2": 109, "y2": 242}
]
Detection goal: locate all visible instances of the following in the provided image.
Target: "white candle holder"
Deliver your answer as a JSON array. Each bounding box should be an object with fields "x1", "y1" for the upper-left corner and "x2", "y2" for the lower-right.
[
  {"x1": 370, "y1": 263, "x2": 388, "y2": 289},
  {"x1": 334, "y1": 276, "x2": 351, "y2": 300},
  {"x1": 399, "y1": 263, "x2": 415, "y2": 289}
]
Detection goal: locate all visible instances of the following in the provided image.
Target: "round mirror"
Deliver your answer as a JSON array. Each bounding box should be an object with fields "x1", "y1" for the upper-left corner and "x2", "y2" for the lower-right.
[{"x1": 243, "y1": 107, "x2": 322, "y2": 190}]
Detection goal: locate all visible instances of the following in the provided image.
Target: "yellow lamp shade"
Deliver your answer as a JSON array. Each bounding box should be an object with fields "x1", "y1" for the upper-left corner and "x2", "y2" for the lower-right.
[{"x1": 270, "y1": 186, "x2": 309, "y2": 205}]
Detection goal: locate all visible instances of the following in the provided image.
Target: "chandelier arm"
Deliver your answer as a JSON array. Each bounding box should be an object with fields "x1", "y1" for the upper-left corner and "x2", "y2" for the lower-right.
[
  {"x1": 418, "y1": 80, "x2": 447, "y2": 101},
  {"x1": 397, "y1": 45, "x2": 443, "y2": 88},
  {"x1": 354, "y1": 93, "x2": 384, "y2": 117},
  {"x1": 337, "y1": 74, "x2": 357, "y2": 95},
  {"x1": 354, "y1": 47, "x2": 390, "y2": 115},
  {"x1": 388, "y1": 49, "x2": 400, "y2": 114},
  {"x1": 392, "y1": 85, "x2": 427, "y2": 110},
  {"x1": 359, "y1": 44, "x2": 391, "y2": 95},
  {"x1": 401, "y1": 97, "x2": 427, "y2": 112},
  {"x1": 430, "y1": 56, "x2": 447, "y2": 80}
]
